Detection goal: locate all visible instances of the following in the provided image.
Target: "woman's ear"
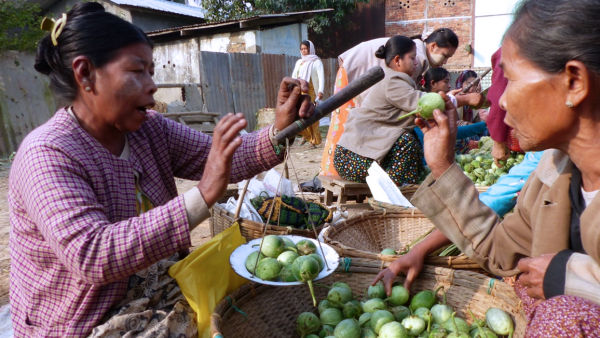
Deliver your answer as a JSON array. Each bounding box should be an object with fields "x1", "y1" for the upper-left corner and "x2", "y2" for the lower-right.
[
  {"x1": 72, "y1": 56, "x2": 95, "y2": 93},
  {"x1": 563, "y1": 60, "x2": 590, "y2": 108}
]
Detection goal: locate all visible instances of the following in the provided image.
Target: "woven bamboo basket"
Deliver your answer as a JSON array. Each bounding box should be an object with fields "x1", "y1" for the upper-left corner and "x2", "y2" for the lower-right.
[
  {"x1": 211, "y1": 258, "x2": 527, "y2": 337},
  {"x1": 322, "y1": 210, "x2": 481, "y2": 270},
  {"x1": 399, "y1": 183, "x2": 420, "y2": 199},
  {"x1": 210, "y1": 203, "x2": 325, "y2": 241}
]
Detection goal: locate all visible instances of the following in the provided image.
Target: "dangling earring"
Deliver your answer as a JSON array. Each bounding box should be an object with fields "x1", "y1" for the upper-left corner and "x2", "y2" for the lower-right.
[{"x1": 566, "y1": 101, "x2": 574, "y2": 108}]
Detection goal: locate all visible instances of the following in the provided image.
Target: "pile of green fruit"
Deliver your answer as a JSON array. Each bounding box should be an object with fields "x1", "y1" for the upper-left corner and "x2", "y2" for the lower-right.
[
  {"x1": 296, "y1": 281, "x2": 514, "y2": 338},
  {"x1": 246, "y1": 235, "x2": 325, "y2": 305},
  {"x1": 456, "y1": 137, "x2": 525, "y2": 186}
]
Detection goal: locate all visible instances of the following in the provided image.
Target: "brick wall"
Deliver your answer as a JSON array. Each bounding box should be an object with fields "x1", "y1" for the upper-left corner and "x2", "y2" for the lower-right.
[{"x1": 385, "y1": 0, "x2": 473, "y2": 68}]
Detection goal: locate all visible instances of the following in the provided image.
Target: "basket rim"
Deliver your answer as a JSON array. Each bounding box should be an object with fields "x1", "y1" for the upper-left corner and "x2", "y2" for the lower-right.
[
  {"x1": 321, "y1": 210, "x2": 480, "y2": 269},
  {"x1": 212, "y1": 202, "x2": 326, "y2": 234}
]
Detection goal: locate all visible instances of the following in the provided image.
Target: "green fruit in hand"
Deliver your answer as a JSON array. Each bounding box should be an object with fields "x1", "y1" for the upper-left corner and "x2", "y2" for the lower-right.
[{"x1": 398, "y1": 92, "x2": 446, "y2": 120}]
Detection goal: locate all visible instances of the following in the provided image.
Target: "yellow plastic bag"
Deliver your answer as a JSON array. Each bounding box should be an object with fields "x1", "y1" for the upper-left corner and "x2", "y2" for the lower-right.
[{"x1": 169, "y1": 222, "x2": 248, "y2": 338}]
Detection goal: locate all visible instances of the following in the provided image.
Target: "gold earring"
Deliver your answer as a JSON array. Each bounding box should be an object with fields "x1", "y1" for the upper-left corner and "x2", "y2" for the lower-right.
[{"x1": 566, "y1": 101, "x2": 574, "y2": 108}]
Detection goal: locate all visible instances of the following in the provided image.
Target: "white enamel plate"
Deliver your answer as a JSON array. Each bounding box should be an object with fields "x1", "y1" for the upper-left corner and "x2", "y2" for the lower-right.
[{"x1": 230, "y1": 235, "x2": 340, "y2": 286}]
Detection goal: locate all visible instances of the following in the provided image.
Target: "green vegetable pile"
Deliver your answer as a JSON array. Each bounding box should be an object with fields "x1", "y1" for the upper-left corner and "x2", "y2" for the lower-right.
[
  {"x1": 295, "y1": 281, "x2": 514, "y2": 338},
  {"x1": 456, "y1": 137, "x2": 525, "y2": 186},
  {"x1": 247, "y1": 235, "x2": 325, "y2": 305}
]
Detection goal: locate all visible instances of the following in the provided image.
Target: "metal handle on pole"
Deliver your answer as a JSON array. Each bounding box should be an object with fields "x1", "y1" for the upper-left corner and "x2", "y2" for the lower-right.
[{"x1": 274, "y1": 66, "x2": 385, "y2": 144}]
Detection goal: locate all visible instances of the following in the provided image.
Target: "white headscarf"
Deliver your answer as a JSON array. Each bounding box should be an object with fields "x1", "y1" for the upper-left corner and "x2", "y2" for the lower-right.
[{"x1": 296, "y1": 40, "x2": 320, "y2": 82}]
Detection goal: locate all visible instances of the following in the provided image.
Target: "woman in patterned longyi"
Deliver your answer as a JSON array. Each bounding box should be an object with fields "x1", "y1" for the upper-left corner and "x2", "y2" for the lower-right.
[{"x1": 333, "y1": 36, "x2": 426, "y2": 185}]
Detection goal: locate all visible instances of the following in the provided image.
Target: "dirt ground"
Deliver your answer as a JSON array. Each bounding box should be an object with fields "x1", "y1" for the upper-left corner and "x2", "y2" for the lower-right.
[{"x1": 0, "y1": 140, "x2": 325, "y2": 307}]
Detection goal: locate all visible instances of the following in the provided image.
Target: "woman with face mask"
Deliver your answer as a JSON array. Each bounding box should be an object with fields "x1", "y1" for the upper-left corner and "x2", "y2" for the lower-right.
[{"x1": 410, "y1": 28, "x2": 459, "y2": 87}]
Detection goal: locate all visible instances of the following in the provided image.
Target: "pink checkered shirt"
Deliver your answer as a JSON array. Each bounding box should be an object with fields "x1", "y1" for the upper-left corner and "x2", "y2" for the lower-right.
[{"x1": 8, "y1": 108, "x2": 281, "y2": 337}]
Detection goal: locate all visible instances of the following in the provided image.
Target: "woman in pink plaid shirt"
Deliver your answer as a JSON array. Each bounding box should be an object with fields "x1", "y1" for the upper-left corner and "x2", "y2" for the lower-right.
[{"x1": 8, "y1": 2, "x2": 313, "y2": 337}]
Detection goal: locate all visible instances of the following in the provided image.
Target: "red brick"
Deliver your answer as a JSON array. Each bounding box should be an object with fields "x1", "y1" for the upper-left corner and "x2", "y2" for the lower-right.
[{"x1": 385, "y1": 0, "x2": 474, "y2": 67}]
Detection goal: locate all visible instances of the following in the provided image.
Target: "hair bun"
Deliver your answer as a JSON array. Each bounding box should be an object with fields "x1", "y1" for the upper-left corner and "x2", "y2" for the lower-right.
[
  {"x1": 374, "y1": 45, "x2": 386, "y2": 59},
  {"x1": 68, "y1": 1, "x2": 105, "y2": 17},
  {"x1": 34, "y1": 37, "x2": 54, "y2": 75}
]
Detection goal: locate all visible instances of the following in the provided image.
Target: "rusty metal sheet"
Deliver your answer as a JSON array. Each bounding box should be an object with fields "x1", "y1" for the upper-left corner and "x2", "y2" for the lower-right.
[
  {"x1": 261, "y1": 54, "x2": 288, "y2": 108},
  {"x1": 228, "y1": 53, "x2": 267, "y2": 131},
  {"x1": 199, "y1": 51, "x2": 235, "y2": 116}
]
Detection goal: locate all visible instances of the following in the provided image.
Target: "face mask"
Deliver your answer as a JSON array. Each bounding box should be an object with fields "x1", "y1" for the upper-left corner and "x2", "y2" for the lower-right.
[{"x1": 428, "y1": 53, "x2": 446, "y2": 67}]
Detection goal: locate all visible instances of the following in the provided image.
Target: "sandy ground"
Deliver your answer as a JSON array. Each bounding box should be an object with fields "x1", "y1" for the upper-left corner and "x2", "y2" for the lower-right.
[{"x1": 0, "y1": 140, "x2": 325, "y2": 306}]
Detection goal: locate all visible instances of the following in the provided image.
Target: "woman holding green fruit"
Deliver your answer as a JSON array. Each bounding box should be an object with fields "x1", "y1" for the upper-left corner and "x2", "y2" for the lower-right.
[
  {"x1": 334, "y1": 35, "x2": 484, "y2": 186},
  {"x1": 385, "y1": 0, "x2": 600, "y2": 335}
]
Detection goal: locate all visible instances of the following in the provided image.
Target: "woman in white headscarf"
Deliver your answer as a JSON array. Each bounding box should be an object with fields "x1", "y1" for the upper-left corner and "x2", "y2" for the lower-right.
[{"x1": 292, "y1": 40, "x2": 325, "y2": 145}]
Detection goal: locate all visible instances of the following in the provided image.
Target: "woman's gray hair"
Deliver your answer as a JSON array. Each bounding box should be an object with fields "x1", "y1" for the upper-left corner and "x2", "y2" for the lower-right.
[{"x1": 506, "y1": 0, "x2": 600, "y2": 74}]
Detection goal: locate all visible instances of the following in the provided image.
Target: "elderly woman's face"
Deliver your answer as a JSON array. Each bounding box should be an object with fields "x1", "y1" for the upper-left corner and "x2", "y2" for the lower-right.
[
  {"x1": 499, "y1": 38, "x2": 575, "y2": 151},
  {"x1": 92, "y1": 42, "x2": 156, "y2": 132}
]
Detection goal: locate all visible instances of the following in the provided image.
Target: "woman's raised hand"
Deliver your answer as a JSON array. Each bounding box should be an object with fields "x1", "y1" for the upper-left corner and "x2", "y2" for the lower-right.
[
  {"x1": 414, "y1": 92, "x2": 458, "y2": 178},
  {"x1": 197, "y1": 113, "x2": 247, "y2": 206},
  {"x1": 274, "y1": 77, "x2": 315, "y2": 131}
]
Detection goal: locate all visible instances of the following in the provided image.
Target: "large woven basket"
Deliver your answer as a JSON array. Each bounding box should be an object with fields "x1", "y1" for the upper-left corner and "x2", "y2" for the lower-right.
[
  {"x1": 210, "y1": 203, "x2": 324, "y2": 241},
  {"x1": 211, "y1": 258, "x2": 526, "y2": 337},
  {"x1": 322, "y1": 210, "x2": 480, "y2": 269}
]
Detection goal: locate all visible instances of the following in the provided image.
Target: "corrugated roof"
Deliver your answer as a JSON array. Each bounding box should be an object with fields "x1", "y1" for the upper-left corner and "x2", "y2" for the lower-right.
[
  {"x1": 147, "y1": 8, "x2": 332, "y2": 38},
  {"x1": 110, "y1": 0, "x2": 205, "y2": 18},
  {"x1": 35, "y1": 0, "x2": 206, "y2": 18}
]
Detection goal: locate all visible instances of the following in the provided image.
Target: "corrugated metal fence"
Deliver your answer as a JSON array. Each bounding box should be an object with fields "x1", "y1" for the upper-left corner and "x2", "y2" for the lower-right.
[{"x1": 162, "y1": 52, "x2": 338, "y2": 131}]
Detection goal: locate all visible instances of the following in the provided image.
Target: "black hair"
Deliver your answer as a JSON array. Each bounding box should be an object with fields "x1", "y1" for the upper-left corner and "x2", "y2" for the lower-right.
[
  {"x1": 455, "y1": 70, "x2": 478, "y2": 89},
  {"x1": 505, "y1": 0, "x2": 600, "y2": 75},
  {"x1": 34, "y1": 2, "x2": 153, "y2": 102},
  {"x1": 423, "y1": 67, "x2": 450, "y2": 91},
  {"x1": 425, "y1": 28, "x2": 459, "y2": 49},
  {"x1": 374, "y1": 35, "x2": 415, "y2": 66},
  {"x1": 300, "y1": 40, "x2": 310, "y2": 49}
]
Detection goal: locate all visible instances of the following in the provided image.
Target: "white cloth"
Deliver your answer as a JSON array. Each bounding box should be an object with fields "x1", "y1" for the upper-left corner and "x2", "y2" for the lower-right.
[
  {"x1": 292, "y1": 40, "x2": 325, "y2": 95},
  {"x1": 581, "y1": 187, "x2": 599, "y2": 208}
]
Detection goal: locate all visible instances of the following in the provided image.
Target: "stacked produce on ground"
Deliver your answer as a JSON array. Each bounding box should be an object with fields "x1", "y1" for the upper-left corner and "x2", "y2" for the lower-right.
[
  {"x1": 246, "y1": 235, "x2": 325, "y2": 305},
  {"x1": 296, "y1": 280, "x2": 514, "y2": 338},
  {"x1": 456, "y1": 137, "x2": 525, "y2": 186}
]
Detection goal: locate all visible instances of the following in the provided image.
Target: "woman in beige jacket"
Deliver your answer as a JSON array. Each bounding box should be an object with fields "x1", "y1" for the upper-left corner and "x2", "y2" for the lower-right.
[
  {"x1": 334, "y1": 36, "x2": 424, "y2": 185},
  {"x1": 388, "y1": 0, "x2": 600, "y2": 334}
]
